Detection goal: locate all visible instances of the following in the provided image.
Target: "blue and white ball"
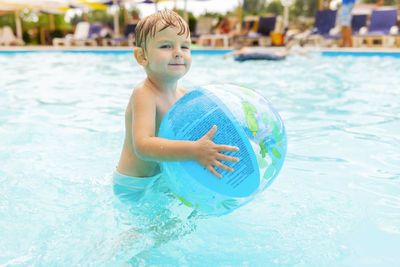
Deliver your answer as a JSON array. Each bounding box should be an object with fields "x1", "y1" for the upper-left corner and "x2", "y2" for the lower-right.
[{"x1": 159, "y1": 84, "x2": 287, "y2": 216}]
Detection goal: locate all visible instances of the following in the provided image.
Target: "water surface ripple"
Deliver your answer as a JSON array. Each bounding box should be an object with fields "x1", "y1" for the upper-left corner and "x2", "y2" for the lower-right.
[{"x1": 0, "y1": 52, "x2": 399, "y2": 266}]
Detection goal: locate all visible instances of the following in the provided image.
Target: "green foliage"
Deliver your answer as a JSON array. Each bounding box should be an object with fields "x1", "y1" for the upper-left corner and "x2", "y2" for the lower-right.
[
  {"x1": 384, "y1": 0, "x2": 396, "y2": 4},
  {"x1": 53, "y1": 14, "x2": 72, "y2": 30},
  {"x1": 264, "y1": 0, "x2": 284, "y2": 15},
  {"x1": 88, "y1": 10, "x2": 113, "y2": 24},
  {"x1": 243, "y1": 0, "x2": 266, "y2": 15},
  {"x1": 188, "y1": 12, "x2": 197, "y2": 33},
  {"x1": 362, "y1": 0, "x2": 396, "y2": 4},
  {"x1": 290, "y1": 0, "x2": 304, "y2": 18},
  {"x1": 0, "y1": 14, "x2": 15, "y2": 29},
  {"x1": 119, "y1": 8, "x2": 124, "y2": 28},
  {"x1": 172, "y1": 9, "x2": 196, "y2": 31},
  {"x1": 37, "y1": 13, "x2": 50, "y2": 27},
  {"x1": 290, "y1": 0, "x2": 318, "y2": 18},
  {"x1": 202, "y1": 12, "x2": 222, "y2": 18},
  {"x1": 1, "y1": 12, "x2": 71, "y2": 31}
]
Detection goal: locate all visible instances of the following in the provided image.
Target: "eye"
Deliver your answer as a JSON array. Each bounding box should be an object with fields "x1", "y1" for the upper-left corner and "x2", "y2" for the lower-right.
[
  {"x1": 160, "y1": 44, "x2": 172, "y2": 49},
  {"x1": 181, "y1": 45, "x2": 190, "y2": 50}
]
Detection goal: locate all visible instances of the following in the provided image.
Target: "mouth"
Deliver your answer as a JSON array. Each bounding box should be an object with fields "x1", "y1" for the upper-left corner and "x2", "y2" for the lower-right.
[{"x1": 168, "y1": 63, "x2": 185, "y2": 66}]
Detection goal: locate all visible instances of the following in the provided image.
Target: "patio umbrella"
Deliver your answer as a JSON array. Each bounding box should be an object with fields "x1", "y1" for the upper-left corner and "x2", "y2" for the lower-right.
[
  {"x1": 133, "y1": 0, "x2": 172, "y2": 12},
  {"x1": 0, "y1": 0, "x2": 70, "y2": 39},
  {"x1": 0, "y1": 0, "x2": 114, "y2": 39},
  {"x1": 0, "y1": 0, "x2": 70, "y2": 10},
  {"x1": 132, "y1": 0, "x2": 210, "y2": 22}
]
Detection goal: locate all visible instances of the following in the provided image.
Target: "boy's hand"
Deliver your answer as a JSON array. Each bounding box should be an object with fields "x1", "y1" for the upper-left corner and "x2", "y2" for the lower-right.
[{"x1": 195, "y1": 125, "x2": 239, "y2": 178}]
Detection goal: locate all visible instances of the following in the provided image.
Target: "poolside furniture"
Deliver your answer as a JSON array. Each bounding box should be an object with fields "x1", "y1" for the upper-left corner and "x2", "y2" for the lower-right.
[
  {"x1": 320, "y1": 14, "x2": 367, "y2": 45},
  {"x1": 111, "y1": 23, "x2": 137, "y2": 46},
  {"x1": 197, "y1": 33, "x2": 230, "y2": 47},
  {"x1": 53, "y1": 22, "x2": 91, "y2": 46},
  {"x1": 351, "y1": 14, "x2": 368, "y2": 34},
  {"x1": 243, "y1": 16, "x2": 259, "y2": 33},
  {"x1": 230, "y1": 18, "x2": 257, "y2": 46},
  {"x1": 306, "y1": 10, "x2": 337, "y2": 46},
  {"x1": 191, "y1": 16, "x2": 215, "y2": 44},
  {"x1": 234, "y1": 16, "x2": 276, "y2": 47},
  {"x1": 353, "y1": 9, "x2": 398, "y2": 47},
  {"x1": 197, "y1": 17, "x2": 237, "y2": 48},
  {"x1": 73, "y1": 22, "x2": 102, "y2": 46},
  {"x1": 0, "y1": 26, "x2": 24, "y2": 46}
]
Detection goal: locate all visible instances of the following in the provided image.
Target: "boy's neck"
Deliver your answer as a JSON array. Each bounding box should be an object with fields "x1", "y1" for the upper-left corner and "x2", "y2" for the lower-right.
[{"x1": 145, "y1": 75, "x2": 178, "y2": 94}]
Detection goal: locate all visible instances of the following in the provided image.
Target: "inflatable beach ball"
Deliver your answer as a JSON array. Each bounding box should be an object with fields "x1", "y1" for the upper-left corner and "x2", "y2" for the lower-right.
[{"x1": 159, "y1": 84, "x2": 287, "y2": 216}]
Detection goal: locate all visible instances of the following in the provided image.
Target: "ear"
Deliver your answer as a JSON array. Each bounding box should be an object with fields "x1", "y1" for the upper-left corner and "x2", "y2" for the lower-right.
[{"x1": 134, "y1": 47, "x2": 148, "y2": 66}]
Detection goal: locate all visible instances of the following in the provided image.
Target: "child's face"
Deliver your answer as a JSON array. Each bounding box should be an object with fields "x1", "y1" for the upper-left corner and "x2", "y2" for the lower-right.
[{"x1": 144, "y1": 25, "x2": 191, "y2": 80}]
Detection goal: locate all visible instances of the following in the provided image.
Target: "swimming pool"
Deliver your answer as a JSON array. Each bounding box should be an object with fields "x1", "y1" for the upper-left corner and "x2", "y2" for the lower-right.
[{"x1": 1, "y1": 50, "x2": 399, "y2": 266}]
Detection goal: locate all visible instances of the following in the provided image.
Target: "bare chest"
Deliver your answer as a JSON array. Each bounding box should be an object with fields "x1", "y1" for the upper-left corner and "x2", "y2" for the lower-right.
[{"x1": 155, "y1": 101, "x2": 175, "y2": 135}]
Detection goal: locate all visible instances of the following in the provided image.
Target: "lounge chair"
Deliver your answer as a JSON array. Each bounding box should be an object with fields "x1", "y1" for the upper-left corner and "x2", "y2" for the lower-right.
[
  {"x1": 239, "y1": 16, "x2": 277, "y2": 46},
  {"x1": 197, "y1": 17, "x2": 236, "y2": 48},
  {"x1": 73, "y1": 22, "x2": 102, "y2": 46},
  {"x1": 353, "y1": 9, "x2": 398, "y2": 47},
  {"x1": 0, "y1": 26, "x2": 24, "y2": 46},
  {"x1": 53, "y1": 21, "x2": 91, "y2": 46},
  {"x1": 191, "y1": 16, "x2": 215, "y2": 44},
  {"x1": 320, "y1": 14, "x2": 367, "y2": 45},
  {"x1": 305, "y1": 10, "x2": 337, "y2": 46},
  {"x1": 243, "y1": 16, "x2": 259, "y2": 32},
  {"x1": 112, "y1": 23, "x2": 136, "y2": 46},
  {"x1": 197, "y1": 33, "x2": 229, "y2": 48},
  {"x1": 351, "y1": 14, "x2": 368, "y2": 35}
]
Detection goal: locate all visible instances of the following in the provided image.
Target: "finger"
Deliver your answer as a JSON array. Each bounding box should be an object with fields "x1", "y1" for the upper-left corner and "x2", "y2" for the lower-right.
[
  {"x1": 206, "y1": 125, "x2": 217, "y2": 140},
  {"x1": 217, "y1": 153, "x2": 240, "y2": 163},
  {"x1": 218, "y1": 145, "x2": 239, "y2": 152},
  {"x1": 214, "y1": 161, "x2": 234, "y2": 172},
  {"x1": 207, "y1": 165, "x2": 222, "y2": 178}
]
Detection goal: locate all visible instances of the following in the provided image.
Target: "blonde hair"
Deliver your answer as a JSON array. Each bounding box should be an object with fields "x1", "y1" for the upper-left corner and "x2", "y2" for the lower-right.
[{"x1": 134, "y1": 9, "x2": 190, "y2": 48}]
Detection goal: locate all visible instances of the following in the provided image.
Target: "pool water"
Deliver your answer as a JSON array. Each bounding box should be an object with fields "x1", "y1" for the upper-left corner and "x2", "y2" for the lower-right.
[{"x1": 0, "y1": 51, "x2": 399, "y2": 266}]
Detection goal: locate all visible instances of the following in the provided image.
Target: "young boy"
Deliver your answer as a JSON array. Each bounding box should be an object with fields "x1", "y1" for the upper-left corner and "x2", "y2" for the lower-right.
[{"x1": 114, "y1": 10, "x2": 239, "y2": 200}]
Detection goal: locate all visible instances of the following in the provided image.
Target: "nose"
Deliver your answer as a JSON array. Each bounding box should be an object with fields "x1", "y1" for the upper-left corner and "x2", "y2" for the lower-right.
[{"x1": 173, "y1": 47, "x2": 183, "y2": 58}]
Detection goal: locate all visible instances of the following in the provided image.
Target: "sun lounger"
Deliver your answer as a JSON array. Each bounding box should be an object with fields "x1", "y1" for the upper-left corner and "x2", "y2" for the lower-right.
[
  {"x1": 351, "y1": 14, "x2": 368, "y2": 35},
  {"x1": 239, "y1": 16, "x2": 277, "y2": 46},
  {"x1": 197, "y1": 17, "x2": 236, "y2": 48},
  {"x1": 197, "y1": 33, "x2": 230, "y2": 47},
  {"x1": 112, "y1": 24, "x2": 136, "y2": 46},
  {"x1": 320, "y1": 14, "x2": 367, "y2": 45},
  {"x1": 305, "y1": 10, "x2": 337, "y2": 46},
  {"x1": 192, "y1": 17, "x2": 215, "y2": 44},
  {"x1": 0, "y1": 26, "x2": 24, "y2": 46},
  {"x1": 73, "y1": 22, "x2": 101, "y2": 46},
  {"x1": 353, "y1": 9, "x2": 398, "y2": 47},
  {"x1": 53, "y1": 21, "x2": 91, "y2": 46}
]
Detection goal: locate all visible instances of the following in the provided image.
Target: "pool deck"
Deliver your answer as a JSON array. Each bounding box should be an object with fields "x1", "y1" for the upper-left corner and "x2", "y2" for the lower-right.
[{"x1": 1, "y1": 45, "x2": 400, "y2": 57}]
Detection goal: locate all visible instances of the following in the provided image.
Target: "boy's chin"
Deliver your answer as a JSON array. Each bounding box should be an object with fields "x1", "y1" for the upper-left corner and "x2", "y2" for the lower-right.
[
  {"x1": 166, "y1": 70, "x2": 187, "y2": 78},
  {"x1": 167, "y1": 66, "x2": 187, "y2": 73}
]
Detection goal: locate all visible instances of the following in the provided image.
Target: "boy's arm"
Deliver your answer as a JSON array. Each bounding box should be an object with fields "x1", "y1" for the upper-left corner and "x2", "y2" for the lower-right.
[{"x1": 132, "y1": 88, "x2": 239, "y2": 178}]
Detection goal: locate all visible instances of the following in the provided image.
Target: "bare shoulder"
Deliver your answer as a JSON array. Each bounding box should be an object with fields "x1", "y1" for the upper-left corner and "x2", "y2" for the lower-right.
[{"x1": 131, "y1": 82, "x2": 156, "y2": 106}]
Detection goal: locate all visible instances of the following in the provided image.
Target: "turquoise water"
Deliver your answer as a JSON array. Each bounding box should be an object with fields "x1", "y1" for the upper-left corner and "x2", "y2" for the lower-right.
[{"x1": 1, "y1": 51, "x2": 399, "y2": 266}]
